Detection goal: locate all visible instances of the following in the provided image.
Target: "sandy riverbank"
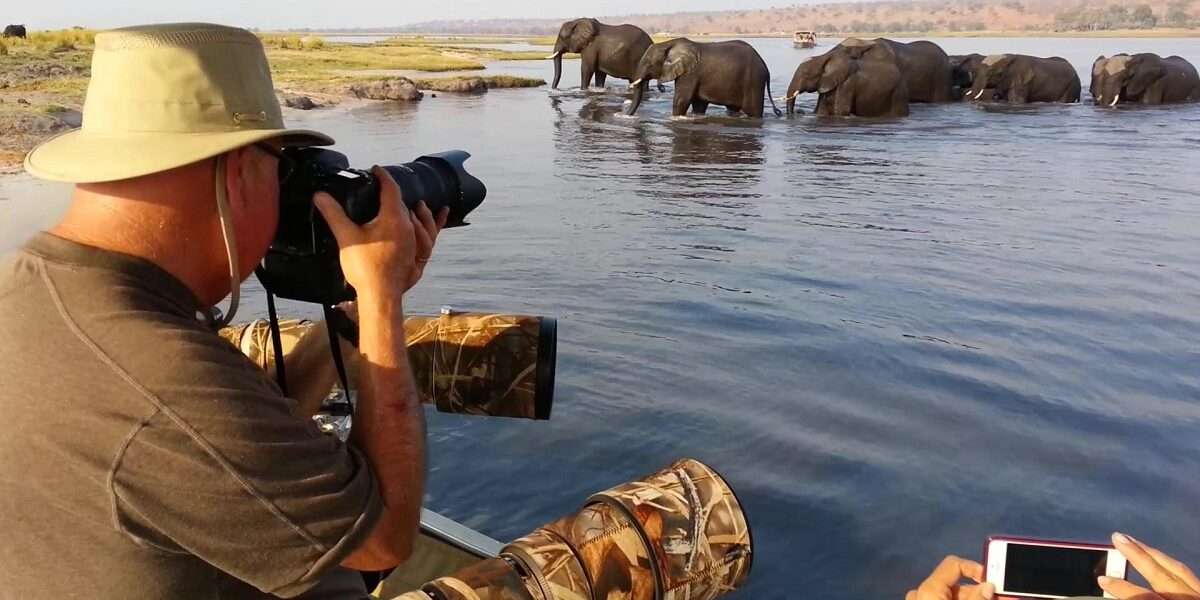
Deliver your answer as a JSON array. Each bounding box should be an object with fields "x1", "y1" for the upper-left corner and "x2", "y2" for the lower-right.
[{"x1": 0, "y1": 31, "x2": 548, "y2": 171}]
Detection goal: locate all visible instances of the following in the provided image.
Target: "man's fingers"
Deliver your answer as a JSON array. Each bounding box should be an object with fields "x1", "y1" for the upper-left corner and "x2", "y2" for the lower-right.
[
  {"x1": 314, "y1": 192, "x2": 357, "y2": 244},
  {"x1": 413, "y1": 212, "x2": 433, "y2": 258},
  {"x1": 1099, "y1": 575, "x2": 1162, "y2": 600},
  {"x1": 414, "y1": 200, "x2": 436, "y2": 234},
  {"x1": 1115, "y1": 533, "x2": 1186, "y2": 592},
  {"x1": 372, "y1": 166, "x2": 403, "y2": 220},
  {"x1": 435, "y1": 206, "x2": 450, "y2": 230},
  {"x1": 958, "y1": 582, "x2": 994, "y2": 600},
  {"x1": 929, "y1": 556, "x2": 985, "y2": 588}
]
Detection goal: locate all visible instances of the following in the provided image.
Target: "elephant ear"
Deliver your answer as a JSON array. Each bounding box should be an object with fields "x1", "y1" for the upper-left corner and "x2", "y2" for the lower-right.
[
  {"x1": 1127, "y1": 57, "x2": 1166, "y2": 96},
  {"x1": 660, "y1": 41, "x2": 700, "y2": 83},
  {"x1": 819, "y1": 55, "x2": 856, "y2": 94},
  {"x1": 1092, "y1": 56, "x2": 1108, "y2": 83},
  {"x1": 569, "y1": 19, "x2": 598, "y2": 50}
]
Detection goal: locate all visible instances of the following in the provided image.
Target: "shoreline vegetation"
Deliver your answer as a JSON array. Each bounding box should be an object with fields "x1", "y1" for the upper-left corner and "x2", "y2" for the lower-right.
[{"x1": 0, "y1": 31, "x2": 551, "y2": 171}]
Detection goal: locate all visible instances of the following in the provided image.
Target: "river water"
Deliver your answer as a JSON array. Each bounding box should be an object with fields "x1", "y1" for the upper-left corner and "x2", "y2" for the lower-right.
[{"x1": 2, "y1": 37, "x2": 1199, "y2": 599}]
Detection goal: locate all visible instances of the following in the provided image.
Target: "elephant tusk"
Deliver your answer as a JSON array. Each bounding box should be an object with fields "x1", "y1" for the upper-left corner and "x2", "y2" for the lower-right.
[
  {"x1": 545, "y1": 52, "x2": 562, "y2": 60},
  {"x1": 1110, "y1": 94, "x2": 1120, "y2": 107},
  {"x1": 974, "y1": 89, "x2": 986, "y2": 100},
  {"x1": 778, "y1": 92, "x2": 799, "y2": 102},
  {"x1": 630, "y1": 78, "x2": 643, "y2": 86}
]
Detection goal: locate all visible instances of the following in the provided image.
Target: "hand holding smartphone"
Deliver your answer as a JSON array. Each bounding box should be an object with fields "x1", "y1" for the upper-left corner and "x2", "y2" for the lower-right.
[{"x1": 984, "y1": 536, "x2": 1128, "y2": 599}]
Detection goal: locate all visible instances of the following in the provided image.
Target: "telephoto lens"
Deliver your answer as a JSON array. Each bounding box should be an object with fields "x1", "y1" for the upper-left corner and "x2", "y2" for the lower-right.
[
  {"x1": 219, "y1": 310, "x2": 556, "y2": 421},
  {"x1": 391, "y1": 459, "x2": 754, "y2": 600}
]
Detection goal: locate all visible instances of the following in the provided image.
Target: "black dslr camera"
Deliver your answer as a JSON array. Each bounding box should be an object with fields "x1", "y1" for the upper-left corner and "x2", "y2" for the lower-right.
[{"x1": 256, "y1": 147, "x2": 486, "y2": 305}]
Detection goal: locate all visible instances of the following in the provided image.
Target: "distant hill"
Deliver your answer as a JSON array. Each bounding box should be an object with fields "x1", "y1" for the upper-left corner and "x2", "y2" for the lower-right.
[{"x1": 387, "y1": 0, "x2": 1199, "y2": 35}]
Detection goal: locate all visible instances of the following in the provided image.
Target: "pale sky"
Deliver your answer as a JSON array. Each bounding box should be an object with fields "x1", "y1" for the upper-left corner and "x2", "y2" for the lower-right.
[{"x1": 6, "y1": 1, "x2": 817, "y2": 31}]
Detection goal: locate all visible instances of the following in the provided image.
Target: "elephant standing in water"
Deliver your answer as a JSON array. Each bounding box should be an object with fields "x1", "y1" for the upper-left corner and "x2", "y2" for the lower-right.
[
  {"x1": 547, "y1": 18, "x2": 663, "y2": 92},
  {"x1": 783, "y1": 52, "x2": 909, "y2": 117},
  {"x1": 1091, "y1": 54, "x2": 1200, "y2": 106},
  {"x1": 967, "y1": 54, "x2": 1081, "y2": 104},
  {"x1": 626, "y1": 39, "x2": 782, "y2": 118},
  {"x1": 949, "y1": 54, "x2": 992, "y2": 101},
  {"x1": 823, "y1": 38, "x2": 954, "y2": 103}
]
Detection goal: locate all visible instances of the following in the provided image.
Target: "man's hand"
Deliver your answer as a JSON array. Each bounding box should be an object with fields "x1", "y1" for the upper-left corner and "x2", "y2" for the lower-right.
[
  {"x1": 1099, "y1": 533, "x2": 1200, "y2": 600},
  {"x1": 314, "y1": 166, "x2": 449, "y2": 297},
  {"x1": 906, "y1": 555, "x2": 995, "y2": 600}
]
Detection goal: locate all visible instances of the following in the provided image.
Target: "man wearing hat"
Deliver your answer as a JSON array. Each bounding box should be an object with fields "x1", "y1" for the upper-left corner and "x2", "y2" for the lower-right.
[{"x1": 0, "y1": 23, "x2": 445, "y2": 598}]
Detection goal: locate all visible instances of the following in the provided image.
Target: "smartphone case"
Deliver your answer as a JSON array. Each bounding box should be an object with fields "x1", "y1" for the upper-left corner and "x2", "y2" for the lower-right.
[{"x1": 982, "y1": 535, "x2": 1127, "y2": 600}]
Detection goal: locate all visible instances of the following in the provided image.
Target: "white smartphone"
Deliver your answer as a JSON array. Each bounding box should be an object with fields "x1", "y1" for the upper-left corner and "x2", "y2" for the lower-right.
[{"x1": 984, "y1": 536, "x2": 1128, "y2": 599}]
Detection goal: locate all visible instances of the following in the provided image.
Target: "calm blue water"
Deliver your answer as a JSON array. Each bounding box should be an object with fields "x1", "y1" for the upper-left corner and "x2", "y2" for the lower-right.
[{"x1": 3, "y1": 37, "x2": 1199, "y2": 600}]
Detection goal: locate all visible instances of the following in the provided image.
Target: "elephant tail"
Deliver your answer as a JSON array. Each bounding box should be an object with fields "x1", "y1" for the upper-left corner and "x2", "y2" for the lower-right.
[{"x1": 766, "y1": 80, "x2": 783, "y2": 117}]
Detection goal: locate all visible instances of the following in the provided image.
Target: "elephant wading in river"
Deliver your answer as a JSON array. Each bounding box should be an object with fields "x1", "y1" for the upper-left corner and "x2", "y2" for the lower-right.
[
  {"x1": 967, "y1": 54, "x2": 1081, "y2": 104},
  {"x1": 783, "y1": 53, "x2": 909, "y2": 117},
  {"x1": 626, "y1": 39, "x2": 782, "y2": 118},
  {"x1": 1091, "y1": 54, "x2": 1200, "y2": 106},
  {"x1": 824, "y1": 38, "x2": 954, "y2": 103},
  {"x1": 547, "y1": 18, "x2": 662, "y2": 91},
  {"x1": 950, "y1": 54, "x2": 993, "y2": 101}
]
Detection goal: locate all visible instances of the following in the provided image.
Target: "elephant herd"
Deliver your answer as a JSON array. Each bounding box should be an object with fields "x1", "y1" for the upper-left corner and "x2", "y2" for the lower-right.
[{"x1": 546, "y1": 18, "x2": 1200, "y2": 120}]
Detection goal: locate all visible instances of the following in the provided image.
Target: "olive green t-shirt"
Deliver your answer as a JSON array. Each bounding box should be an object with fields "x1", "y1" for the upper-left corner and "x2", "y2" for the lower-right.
[{"x1": 0, "y1": 233, "x2": 382, "y2": 598}]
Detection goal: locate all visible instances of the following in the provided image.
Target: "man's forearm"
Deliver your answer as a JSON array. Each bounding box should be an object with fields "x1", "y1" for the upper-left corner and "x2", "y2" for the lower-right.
[{"x1": 350, "y1": 293, "x2": 426, "y2": 561}]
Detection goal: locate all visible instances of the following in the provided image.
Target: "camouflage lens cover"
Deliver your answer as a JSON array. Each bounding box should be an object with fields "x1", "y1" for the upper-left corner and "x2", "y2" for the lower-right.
[
  {"x1": 422, "y1": 557, "x2": 543, "y2": 600},
  {"x1": 390, "y1": 592, "x2": 434, "y2": 600},
  {"x1": 546, "y1": 502, "x2": 658, "y2": 600},
  {"x1": 503, "y1": 528, "x2": 591, "y2": 600},
  {"x1": 220, "y1": 313, "x2": 556, "y2": 421},
  {"x1": 405, "y1": 313, "x2": 555, "y2": 420},
  {"x1": 590, "y1": 459, "x2": 753, "y2": 600}
]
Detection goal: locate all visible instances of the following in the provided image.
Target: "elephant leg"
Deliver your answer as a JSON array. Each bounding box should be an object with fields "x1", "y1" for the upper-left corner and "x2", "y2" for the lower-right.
[
  {"x1": 744, "y1": 86, "x2": 765, "y2": 118},
  {"x1": 658, "y1": 82, "x2": 668, "y2": 93},
  {"x1": 581, "y1": 60, "x2": 596, "y2": 90},
  {"x1": 673, "y1": 92, "x2": 691, "y2": 116},
  {"x1": 595, "y1": 72, "x2": 607, "y2": 89},
  {"x1": 691, "y1": 100, "x2": 709, "y2": 115}
]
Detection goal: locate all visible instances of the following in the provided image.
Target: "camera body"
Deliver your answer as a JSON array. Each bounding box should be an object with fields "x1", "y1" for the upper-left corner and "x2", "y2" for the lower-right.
[{"x1": 257, "y1": 147, "x2": 485, "y2": 305}]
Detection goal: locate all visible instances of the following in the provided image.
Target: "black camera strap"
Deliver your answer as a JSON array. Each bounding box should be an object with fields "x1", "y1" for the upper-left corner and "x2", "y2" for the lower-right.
[
  {"x1": 265, "y1": 290, "x2": 288, "y2": 398},
  {"x1": 263, "y1": 292, "x2": 355, "y2": 417},
  {"x1": 322, "y1": 304, "x2": 355, "y2": 417}
]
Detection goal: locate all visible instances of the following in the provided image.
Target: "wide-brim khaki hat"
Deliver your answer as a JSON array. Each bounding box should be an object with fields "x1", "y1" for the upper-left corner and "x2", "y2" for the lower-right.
[{"x1": 25, "y1": 23, "x2": 333, "y2": 183}]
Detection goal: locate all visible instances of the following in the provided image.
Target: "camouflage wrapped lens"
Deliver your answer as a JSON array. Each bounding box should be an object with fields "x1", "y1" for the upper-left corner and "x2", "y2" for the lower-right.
[
  {"x1": 392, "y1": 459, "x2": 752, "y2": 600},
  {"x1": 421, "y1": 557, "x2": 544, "y2": 600},
  {"x1": 405, "y1": 311, "x2": 556, "y2": 420},
  {"x1": 543, "y1": 503, "x2": 657, "y2": 600},
  {"x1": 218, "y1": 318, "x2": 313, "y2": 371},
  {"x1": 590, "y1": 459, "x2": 753, "y2": 600},
  {"x1": 219, "y1": 311, "x2": 557, "y2": 420},
  {"x1": 503, "y1": 529, "x2": 591, "y2": 600},
  {"x1": 391, "y1": 592, "x2": 433, "y2": 600}
]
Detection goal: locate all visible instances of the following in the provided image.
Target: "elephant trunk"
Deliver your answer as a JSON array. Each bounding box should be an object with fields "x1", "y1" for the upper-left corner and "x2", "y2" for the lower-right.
[
  {"x1": 627, "y1": 80, "x2": 647, "y2": 115},
  {"x1": 551, "y1": 51, "x2": 564, "y2": 90}
]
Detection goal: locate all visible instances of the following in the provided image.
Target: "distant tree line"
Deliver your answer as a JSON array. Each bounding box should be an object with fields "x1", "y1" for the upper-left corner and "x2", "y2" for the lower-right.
[{"x1": 1054, "y1": 1, "x2": 1193, "y2": 30}]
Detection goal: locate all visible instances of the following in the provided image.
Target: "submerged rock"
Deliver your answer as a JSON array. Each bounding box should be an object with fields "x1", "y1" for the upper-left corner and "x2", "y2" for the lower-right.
[
  {"x1": 347, "y1": 78, "x2": 423, "y2": 102},
  {"x1": 280, "y1": 93, "x2": 319, "y2": 110}
]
